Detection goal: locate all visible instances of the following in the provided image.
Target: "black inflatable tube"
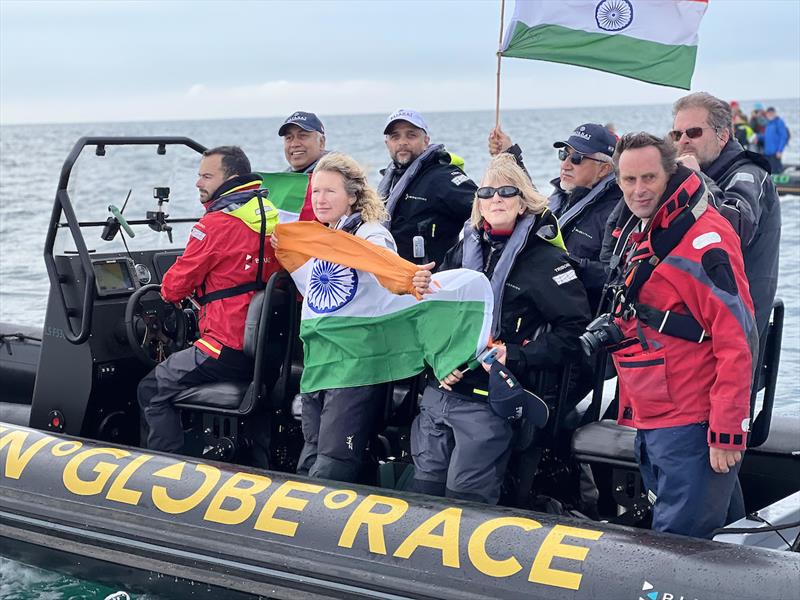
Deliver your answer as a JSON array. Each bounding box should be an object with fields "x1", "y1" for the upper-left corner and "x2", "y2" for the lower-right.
[{"x1": 1, "y1": 423, "x2": 798, "y2": 600}]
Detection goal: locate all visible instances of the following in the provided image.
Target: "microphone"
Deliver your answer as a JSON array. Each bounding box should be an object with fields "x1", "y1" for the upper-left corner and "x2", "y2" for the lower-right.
[{"x1": 412, "y1": 235, "x2": 426, "y2": 264}]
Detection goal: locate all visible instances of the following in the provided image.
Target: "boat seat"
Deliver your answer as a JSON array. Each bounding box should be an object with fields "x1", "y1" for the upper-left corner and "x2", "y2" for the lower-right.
[
  {"x1": 171, "y1": 272, "x2": 297, "y2": 463},
  {"x1": 173, "y1": 381, "x2": 252, "y2": 410},
  {"x1": 571, "y1": 419, "x2": 637, "y2": 466}
]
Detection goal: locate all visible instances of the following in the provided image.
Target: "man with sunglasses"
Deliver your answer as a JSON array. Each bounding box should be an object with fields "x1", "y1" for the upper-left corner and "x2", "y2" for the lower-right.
[
  {"x1": 489, "y1": 124, "x2": 621, "y2": 314},
  {"x1": 672, "y1": 92, "x2": 780, "y2": 343}
]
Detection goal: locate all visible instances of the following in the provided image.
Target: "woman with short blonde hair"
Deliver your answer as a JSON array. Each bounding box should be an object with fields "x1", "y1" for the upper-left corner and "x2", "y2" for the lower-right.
[
  {"x1": 409, "y1": 153, "x2": 590, "y2": 505},
  {"x1": 469, "y1": 153, "x2": 548, "y2": 228}
]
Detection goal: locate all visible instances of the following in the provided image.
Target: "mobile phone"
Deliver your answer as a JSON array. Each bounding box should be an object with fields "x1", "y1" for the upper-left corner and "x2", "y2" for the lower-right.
[{"x1": 478, "y1": 346, "x2": 500, "y2": 365}]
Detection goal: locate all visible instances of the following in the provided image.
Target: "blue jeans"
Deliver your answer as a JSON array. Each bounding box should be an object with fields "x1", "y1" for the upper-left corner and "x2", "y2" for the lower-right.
[{"x1": 635, "y1": 423, "x2": 743, "y2": 538}]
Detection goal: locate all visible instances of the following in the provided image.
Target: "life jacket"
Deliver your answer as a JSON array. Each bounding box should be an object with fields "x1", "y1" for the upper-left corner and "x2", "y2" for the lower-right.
[
  {"x1": 614, "y1": 167, "x2": 711, "y2": 345},
  {"x1": 195, "y1": 175, "x2": 280, "y2": 306}
]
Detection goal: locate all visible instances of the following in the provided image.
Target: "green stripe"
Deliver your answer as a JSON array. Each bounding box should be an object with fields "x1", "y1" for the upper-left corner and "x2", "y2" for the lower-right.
[
  {"x1": 502, "y1": 23, "x2": 698, "y2": 90},
  {"x1": 257, "y1": 172, "x2": 308, "y2": 214},
  {"x1": 299, "y1": 300, "x2": 486, "y2": 392}
]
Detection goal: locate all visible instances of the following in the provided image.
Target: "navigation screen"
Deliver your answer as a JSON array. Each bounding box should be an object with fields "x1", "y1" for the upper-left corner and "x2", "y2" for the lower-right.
[{"x1": 94, "y1": 260, "x2": 134, "y2": 294}]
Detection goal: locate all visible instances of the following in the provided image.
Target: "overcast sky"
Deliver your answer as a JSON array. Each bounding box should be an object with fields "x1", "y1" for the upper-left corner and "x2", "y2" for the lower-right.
[{"x1": 1, "y1": 0, "x2": 798, "y2": 125}]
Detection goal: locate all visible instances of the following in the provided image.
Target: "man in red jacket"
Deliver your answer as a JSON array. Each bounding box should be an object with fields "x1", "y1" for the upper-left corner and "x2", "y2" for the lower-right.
[
  {"x1": 137, "y1": 146, "x2": 281, "y2": 453},
  {"x1": 608, "y1": 132, "x2": 758, "y2": 538}
]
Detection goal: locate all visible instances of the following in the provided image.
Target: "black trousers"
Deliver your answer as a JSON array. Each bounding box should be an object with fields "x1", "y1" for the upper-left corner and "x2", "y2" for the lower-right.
[
  {"x1": 137, "y1": 346, "x2": 252, "y2": 453},
  {"x1": 297, "y1": 384, "x2": 387, "y2": 483}
]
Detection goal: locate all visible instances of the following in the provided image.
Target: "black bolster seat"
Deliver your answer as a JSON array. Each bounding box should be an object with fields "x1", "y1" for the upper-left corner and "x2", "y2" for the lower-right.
[
  {"x1": 571, "y1": 419, "x2": 638, "y2": 467},
  {"x1": 173, "y1": 273, "x2": 290, "y2": 416}
]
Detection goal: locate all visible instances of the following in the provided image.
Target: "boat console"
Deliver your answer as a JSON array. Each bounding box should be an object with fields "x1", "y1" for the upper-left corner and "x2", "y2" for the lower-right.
[{"x1": 29, "y1": 138, "x2": 208, "y2": 445}]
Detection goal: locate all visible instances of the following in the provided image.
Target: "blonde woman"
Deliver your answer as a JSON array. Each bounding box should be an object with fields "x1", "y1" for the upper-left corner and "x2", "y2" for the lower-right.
[
  {"x1": 411, "y1": 153, "x2": 590, "y2": 504},
  {"x1": 281, "y1": 153, "x2": 396, "y2": 482}
]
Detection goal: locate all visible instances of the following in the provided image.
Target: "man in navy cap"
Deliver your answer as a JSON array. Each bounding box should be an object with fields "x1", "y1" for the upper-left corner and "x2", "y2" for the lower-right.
[
  {"x1": 378, "y1": 108, "x2": 476, "y2": 267},
  {"x1": 490, "y1": 124, "x2": 621, "y2": 314},
  {"x1": 278, "y1": 111, "x2": 328, "y2": 174}
]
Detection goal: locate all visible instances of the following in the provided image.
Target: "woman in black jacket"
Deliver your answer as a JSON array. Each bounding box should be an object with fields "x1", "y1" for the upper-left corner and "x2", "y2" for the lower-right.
[{"x1": 410, "y1": 153, "x2": 591, "y2": 504}]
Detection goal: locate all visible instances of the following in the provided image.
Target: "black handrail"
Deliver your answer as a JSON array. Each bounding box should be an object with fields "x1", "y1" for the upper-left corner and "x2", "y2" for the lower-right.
[{"x1": 43, "y1": 136, "x2": 207, "y2": 344}]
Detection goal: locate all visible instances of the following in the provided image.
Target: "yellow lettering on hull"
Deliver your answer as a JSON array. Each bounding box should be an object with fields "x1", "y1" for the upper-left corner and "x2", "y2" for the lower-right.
[
  {"x1": 529, "y1": 524, "x2": 603, "y2": 590},
  {"x1": 205, "y1": 472, "x2": 272, "y2": 525},
  {"x1": 468, "y1": 517, "x2": 542, "y2": 578},
  {"x1": 0, "y1": 430, "x2": 56, "y2": 479},
  {"x1": 106, "y1": 454, "x2": 153, "y2": 505},
  {"x1": 339, "y1": 495, "x2": 409, "y2": 555},
  {"x1": 254, "y1": 481, "x2": 323, "y2": 537},
  {"x1": 63, "y1": 448, "x2": 130, "y2": 496},
  {"x1": 394, "y1": 507, "x2": 462, "y2": 568},
  {"x1": 151, "y1": 462, "x2": 221, "y2": 514}
]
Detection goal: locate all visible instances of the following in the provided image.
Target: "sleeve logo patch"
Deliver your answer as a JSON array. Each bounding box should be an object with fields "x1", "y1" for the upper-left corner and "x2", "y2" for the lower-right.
[
  {"x1": 692, "y1": 231, "x2": 721, "y2": 249},
  {"x1": 451, "y1": 174, "x2": 470, "y2": 186},
  {"x1": 552, "y1": 269, "x2": 577, "y2": 285},
  {"x1": 726, "y1": 171, "x2": 756, "y2": 189},
  {"x1": 190, "y1": 227, "x2": 207, "y2": 241}
]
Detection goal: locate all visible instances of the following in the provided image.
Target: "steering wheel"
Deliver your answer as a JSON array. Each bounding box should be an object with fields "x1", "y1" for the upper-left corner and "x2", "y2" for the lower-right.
[{"x1": 124, "y1": 284, "x2": 188, "y2": 367}]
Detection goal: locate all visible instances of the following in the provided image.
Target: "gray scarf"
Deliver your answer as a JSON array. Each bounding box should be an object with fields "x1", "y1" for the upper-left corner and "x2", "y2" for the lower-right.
[
  {"x1": 377, "y1": 143, "x2": 445, "y2": 219},
  {"x1": 461, "y1": 214, "x2": 536, "y2": 337}
]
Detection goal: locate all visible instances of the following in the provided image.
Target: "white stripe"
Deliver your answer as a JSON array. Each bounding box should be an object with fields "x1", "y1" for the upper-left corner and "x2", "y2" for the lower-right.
[
  {"x1": 277, "y1": 208, "x2": 300, "y2": 224},
  {"x1": 504, "y1": 0, "x2": 707, "y2": 48},
  {"x1": 298, "y1": 268, "x2": 492, "y2": 322}
]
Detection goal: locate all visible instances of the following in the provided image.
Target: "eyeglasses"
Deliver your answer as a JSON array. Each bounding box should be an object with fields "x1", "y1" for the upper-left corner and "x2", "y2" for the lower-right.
[
  {"x1": 558, "y1": 148, "x2": 605, "y2": 165},
  {"x1": 476, "y1": 185, "x2": 522, "y2": 200},
  {"x1": 668, "y1": 127, "x2": 716, "y2": 142}
]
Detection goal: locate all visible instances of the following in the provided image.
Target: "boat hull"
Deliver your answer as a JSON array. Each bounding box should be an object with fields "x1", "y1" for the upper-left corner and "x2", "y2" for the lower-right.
[{"x1": 2, "y1": 423, "x2": 797, "y2": 600}]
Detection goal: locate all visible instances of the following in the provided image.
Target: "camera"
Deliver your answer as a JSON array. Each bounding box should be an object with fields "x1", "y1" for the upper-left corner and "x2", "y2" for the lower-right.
[
  {"x1": 153, "y1": 187, "x2": 170, "y2": 201},
  {"x1": 579, "y1": 314, "x2": 624, "y2": 356}
]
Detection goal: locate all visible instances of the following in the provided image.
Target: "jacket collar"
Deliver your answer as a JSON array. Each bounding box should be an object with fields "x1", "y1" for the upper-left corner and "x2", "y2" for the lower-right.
[{"x1": 204, "y1": 174, "x2": 263, "y2": 213}]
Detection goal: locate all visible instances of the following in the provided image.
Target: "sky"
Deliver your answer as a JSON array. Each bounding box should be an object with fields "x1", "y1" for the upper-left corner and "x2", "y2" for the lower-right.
[{"x1": 1, "y1": 0, "x2": 798, "y2": 125}]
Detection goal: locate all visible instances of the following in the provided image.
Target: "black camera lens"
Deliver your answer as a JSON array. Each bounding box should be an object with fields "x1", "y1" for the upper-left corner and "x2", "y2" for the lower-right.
[{"x1": 579, "y1": 314, "x2": 624, "y2": 356}]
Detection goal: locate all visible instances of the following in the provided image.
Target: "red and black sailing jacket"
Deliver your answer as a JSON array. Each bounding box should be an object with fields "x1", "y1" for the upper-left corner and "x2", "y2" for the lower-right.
[
  {"x1": 161, "y1": 175, "x2": 281, "y2": 358},
  {"x1": 611, "y1": 166, "x2": 758, "y2": 451}
]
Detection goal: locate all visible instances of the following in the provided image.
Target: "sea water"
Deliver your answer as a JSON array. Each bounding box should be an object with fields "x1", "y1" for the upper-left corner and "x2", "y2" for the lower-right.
[{"x1": 1, "y1": 101, "x2": 798, "y2": 597}]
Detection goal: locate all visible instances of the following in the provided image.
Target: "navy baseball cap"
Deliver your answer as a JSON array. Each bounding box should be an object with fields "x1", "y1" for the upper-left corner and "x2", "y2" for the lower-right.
[
  {"x1": 278, "y1": 111, "x2": 325, "y2": 136},
  {"x1": 554, "y1": 123, "x2": 617, "y2": 157},
  {"x1": 488, "y1": 362, "x2": 549, "y2": 428},
  {"x1": 383, "y1": 108, "x2": 429, "y2": 135}
]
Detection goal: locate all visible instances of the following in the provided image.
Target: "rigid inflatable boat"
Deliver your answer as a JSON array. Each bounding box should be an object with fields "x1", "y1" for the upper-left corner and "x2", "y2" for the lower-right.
[{"x1": 1, "y1": 137, "x2": 798, "y2": 599}]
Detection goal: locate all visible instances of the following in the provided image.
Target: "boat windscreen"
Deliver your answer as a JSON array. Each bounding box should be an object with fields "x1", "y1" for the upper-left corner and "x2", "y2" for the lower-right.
[{"x1": 55, "y1": 144, "x2": 204, "y2": 255}]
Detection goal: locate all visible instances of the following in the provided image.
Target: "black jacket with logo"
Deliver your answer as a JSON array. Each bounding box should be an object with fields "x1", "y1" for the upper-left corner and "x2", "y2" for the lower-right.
[
  {"x1": 438, "y1": 211, "x2": 590, "y2": 396},
  {"x1": 383, "y1": 150, "x2": 476, "y2": 267},
  {"x1": 704, "y1": 139, "x2": 781, "y2": 338},
  {"x1": 548, "y1": 174, "x2": 623, "y2": 314}
]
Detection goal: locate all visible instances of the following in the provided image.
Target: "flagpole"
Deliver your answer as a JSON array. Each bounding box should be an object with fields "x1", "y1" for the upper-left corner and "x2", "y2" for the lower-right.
[{"x1": 495, "y1": 0, "x2": 506, "y2": 129}]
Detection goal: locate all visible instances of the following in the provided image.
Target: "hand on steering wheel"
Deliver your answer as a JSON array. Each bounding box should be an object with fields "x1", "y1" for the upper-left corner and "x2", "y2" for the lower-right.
[{"x1": 124, "y1": 284, "x2": 188, "y2": 367}]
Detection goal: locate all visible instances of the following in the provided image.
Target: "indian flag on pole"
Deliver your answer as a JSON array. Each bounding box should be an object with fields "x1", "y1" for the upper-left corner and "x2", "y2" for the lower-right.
[
  {"x1": 256, "y1": 172, "x2": 311, "y2": 223},
  {"x1": 501, "y1": 0, "x2": 708, "y2": 89},
  {"x1": 275, "y1": 221, "x2": 494, "y2": 393}
]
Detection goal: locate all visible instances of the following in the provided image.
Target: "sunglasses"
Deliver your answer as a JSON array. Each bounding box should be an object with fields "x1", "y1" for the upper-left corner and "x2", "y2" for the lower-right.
[
  {"x1": 558, "y1": 148, "x2": 605, "y2": 165},
  {"x1": 476, "y1": 185, "x2": 522, "y2": 199},
  {"x1": 668, "y1": 126, "x2": 715, "y2": 142}
]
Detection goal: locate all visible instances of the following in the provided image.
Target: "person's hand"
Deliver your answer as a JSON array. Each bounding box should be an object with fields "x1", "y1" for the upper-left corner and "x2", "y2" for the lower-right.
[
  {"x1": 776, "y1": 152, "x2": 783, "y2": 159},
  {"x1": 412, "y1": 262, "x2": 435, "y2": 297},
  {"x1": 270, "y1": 231, "x2": 280, "y2": 250},
  {"x1": 709, "y1": 446, "x2": 743, "y2": 473},
  {"x1": 480, "y1": 344, "x2": 507, "y2": 373},
  {"x1": 677, "y1": 154, "x2": 701, "y2": 172},
  {"x1": 488, "y1": 126, "x2": 513, "y2": 156},
  {"x1": 439, "y1": 368, "x2": 465, "y2": 391}
]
